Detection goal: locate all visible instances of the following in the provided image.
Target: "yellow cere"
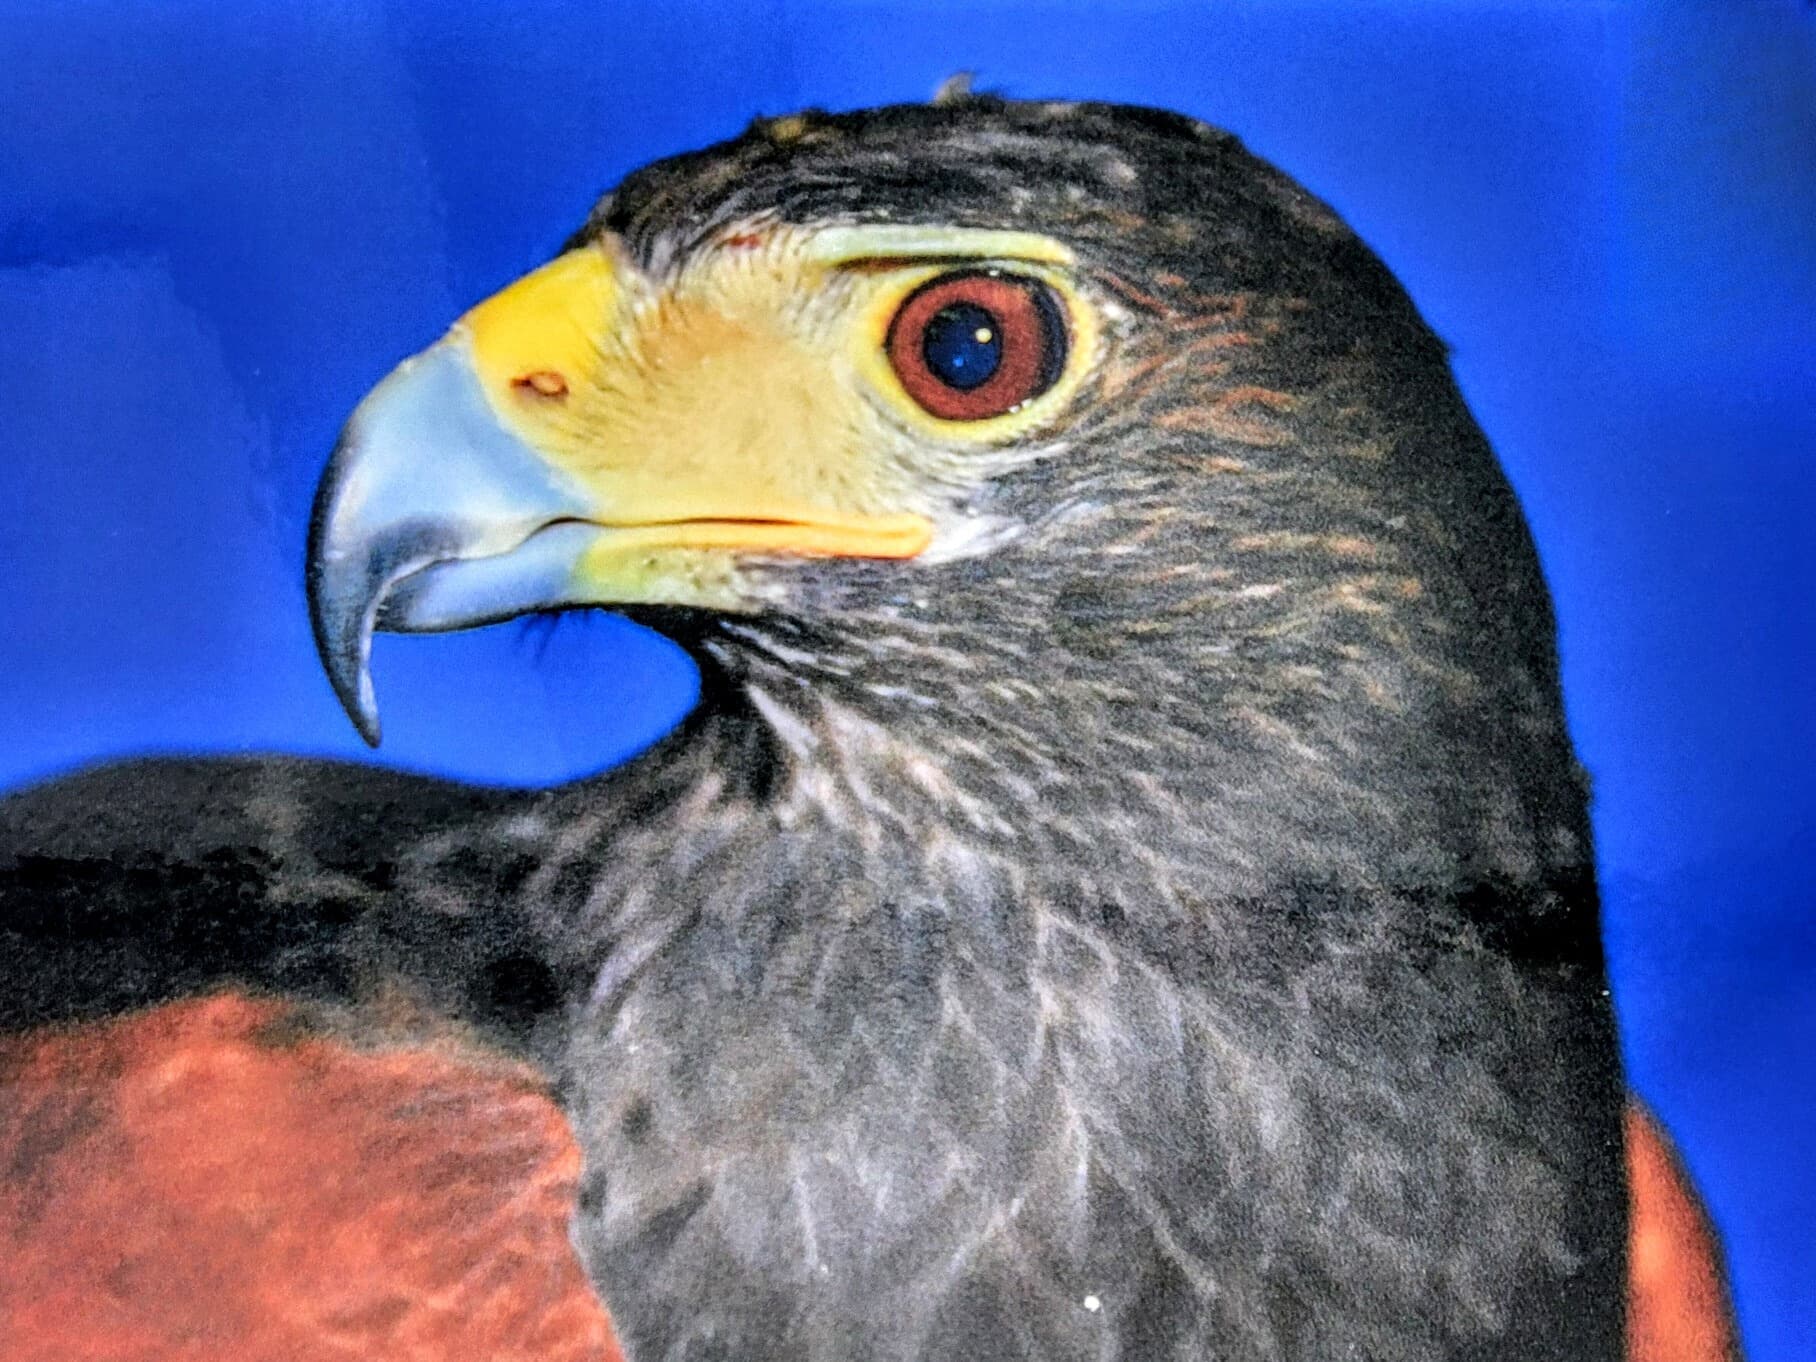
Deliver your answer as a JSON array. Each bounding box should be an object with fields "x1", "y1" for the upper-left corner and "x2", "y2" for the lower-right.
[{"x1": 459, "y1": 245, "x2": 624, "y2": 412}]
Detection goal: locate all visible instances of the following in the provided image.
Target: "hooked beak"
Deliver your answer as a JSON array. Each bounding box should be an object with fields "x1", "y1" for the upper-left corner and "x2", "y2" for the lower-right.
[
  {"x1": 307, "y1": 247, "x2": 933, "y2": 746},
  {"x1": 306, "y1": 335, "x2": 598, "y2": 745}
]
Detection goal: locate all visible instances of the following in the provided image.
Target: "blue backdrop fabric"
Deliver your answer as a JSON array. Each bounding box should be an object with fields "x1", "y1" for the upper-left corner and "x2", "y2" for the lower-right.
[{"x1": 1, "y1": 3, "x2": 1810, "y2": 1355}]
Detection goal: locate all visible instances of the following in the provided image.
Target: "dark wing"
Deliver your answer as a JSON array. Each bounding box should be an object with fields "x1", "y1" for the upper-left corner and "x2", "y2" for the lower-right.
[
  {"x1": 0, "y1": 756, "x2": 537, "y2": 1037},
  {"x1": 0, "y1": 755, "x2": 633, "y2": 1358}
]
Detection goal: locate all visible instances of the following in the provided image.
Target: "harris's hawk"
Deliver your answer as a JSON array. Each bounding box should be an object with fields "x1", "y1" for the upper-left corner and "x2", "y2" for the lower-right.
[{"x1": 0, "y1": 96, "x2": 1734, "y2": 1361}]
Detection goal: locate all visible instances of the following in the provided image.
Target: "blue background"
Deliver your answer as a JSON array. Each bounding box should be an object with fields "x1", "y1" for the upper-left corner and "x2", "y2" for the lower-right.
[{"x1": 2, "y1": 1, "x2": 1810, "y2": 1353}]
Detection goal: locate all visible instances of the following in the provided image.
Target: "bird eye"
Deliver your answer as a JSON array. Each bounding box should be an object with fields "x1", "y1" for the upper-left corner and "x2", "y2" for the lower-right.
[{"x1": 885, "y1": 271, "x2": 1068, "y2": 421}]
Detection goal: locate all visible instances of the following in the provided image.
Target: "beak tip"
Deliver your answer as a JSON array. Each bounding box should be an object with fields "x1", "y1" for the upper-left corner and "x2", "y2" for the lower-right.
[
  {"x1": 352, "y1": 693, "x2": 383, "y2": 749},
  {"x1": 306, "y1": 334, "x2": 593, "y2": 751},
  {"x1": 321, "y1": 644, "x2": 384, "y2": 748},
  {"x1": 335, "y1": 645, "x2": 384, "y2": 749},
  {"x1": 309, "y1": 580, "x2": 385, "y2": 748}
]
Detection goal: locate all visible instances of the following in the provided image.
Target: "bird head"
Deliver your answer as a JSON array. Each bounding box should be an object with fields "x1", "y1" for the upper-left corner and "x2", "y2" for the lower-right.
[{"x1": 308, "y1": 96, "x2": 1563, "y2": 846}]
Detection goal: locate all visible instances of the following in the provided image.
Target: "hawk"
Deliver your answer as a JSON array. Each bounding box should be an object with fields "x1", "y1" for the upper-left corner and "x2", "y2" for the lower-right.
[{"x1": 0, "y1": 96, "x2": 1733, "y2": 1362}]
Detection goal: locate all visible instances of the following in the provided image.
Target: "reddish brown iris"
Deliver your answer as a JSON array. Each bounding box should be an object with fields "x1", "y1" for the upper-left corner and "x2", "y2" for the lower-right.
[{"x1": 885, "y1": 271, "x2": 1067, "y2": 420}]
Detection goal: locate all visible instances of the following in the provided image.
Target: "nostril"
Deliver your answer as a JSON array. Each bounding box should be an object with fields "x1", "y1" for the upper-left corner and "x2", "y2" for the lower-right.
[{"x1": 512, "y1": 370, "x2": 569, "y2": 399}]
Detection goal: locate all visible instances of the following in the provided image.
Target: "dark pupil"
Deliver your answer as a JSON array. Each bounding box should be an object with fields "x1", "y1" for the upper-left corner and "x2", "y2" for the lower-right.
[{"x1": 920, "y1": 302, "x2": 1002, "y2": 391}]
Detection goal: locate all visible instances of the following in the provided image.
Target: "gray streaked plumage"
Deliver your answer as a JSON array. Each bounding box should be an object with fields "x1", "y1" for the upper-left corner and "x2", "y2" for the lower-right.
[{"x1": 0, "y1": 97, "x2": 1624, "y2": 1360}]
